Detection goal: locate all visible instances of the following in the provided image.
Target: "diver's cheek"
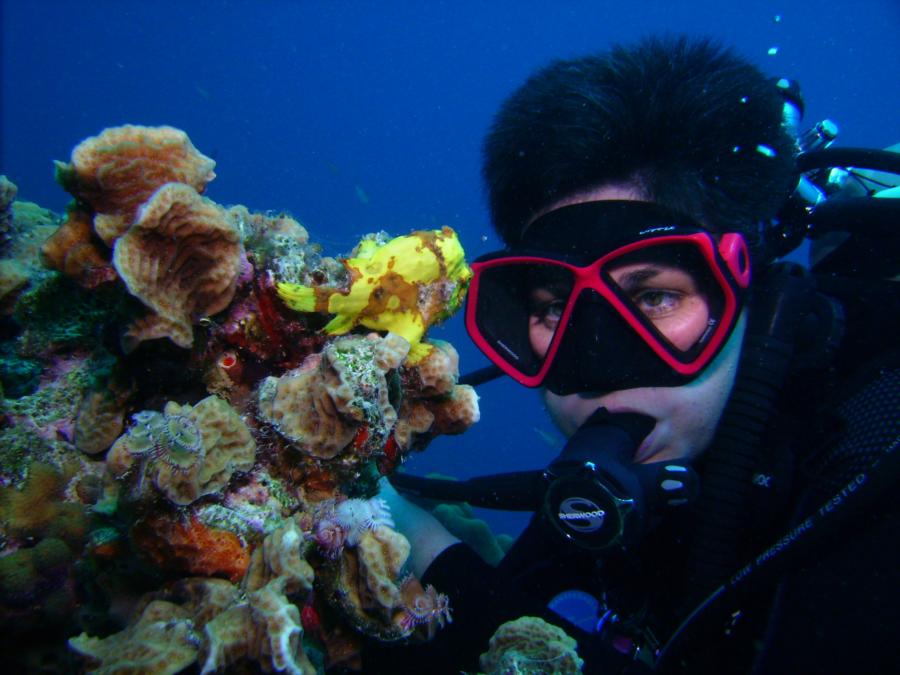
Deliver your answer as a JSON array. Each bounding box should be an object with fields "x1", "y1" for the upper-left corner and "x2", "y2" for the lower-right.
[
  {"x1": 529, "y1": 322, "x2": 554, "y2": 359},
  {"x1": 542, "y1": 387, "x2": 675, "y2": 440},
  {"x1": 540, "y1": 313, "x2": 746, "y2": 450},
  {"x1": 659, "y1": 298, "x2": 711, "y2": 351},
  {"x1": 541, "y1": 389, "x2": 606, "y2": 438}
]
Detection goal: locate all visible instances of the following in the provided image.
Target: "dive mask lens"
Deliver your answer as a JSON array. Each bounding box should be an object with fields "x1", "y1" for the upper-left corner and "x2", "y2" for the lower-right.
[
  {"x1": 469, "y1": 258, "x2": 575, "y2": 381},
  {"x1": 600, "y1": 242, "x2": 729, "y2": 364}
]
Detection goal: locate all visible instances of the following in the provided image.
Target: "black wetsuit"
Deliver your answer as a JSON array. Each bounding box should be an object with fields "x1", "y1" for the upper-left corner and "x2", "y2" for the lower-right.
[{"x1": 365, "y1": 276, "x2": 900, "y2": 674}]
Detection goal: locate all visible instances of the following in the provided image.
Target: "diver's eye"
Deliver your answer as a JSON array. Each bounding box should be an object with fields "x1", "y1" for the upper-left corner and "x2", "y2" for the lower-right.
[
  {"x1": 529, "y1": 299, "x2": 566, "y2": 329},
  {"x1": 633, "y1": 289, "x2": 682, "y2": 318},
  {"x1": 528, "y1": 284, "x2": 568, "y2": 331}
]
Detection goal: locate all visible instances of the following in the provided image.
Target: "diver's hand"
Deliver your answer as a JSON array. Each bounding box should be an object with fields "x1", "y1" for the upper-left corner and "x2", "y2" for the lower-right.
[{"x1": 379, "y1": 477, "x2": 460, "y2": 577}]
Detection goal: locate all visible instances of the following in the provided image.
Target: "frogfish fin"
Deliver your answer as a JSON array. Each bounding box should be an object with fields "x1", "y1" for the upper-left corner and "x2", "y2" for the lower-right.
[
  {"x1": 276, "y1": 282, "x2": 318, "y2": 312},
  {"x1": 323, "y1": 313, "x2": 357, "y2": 335}
]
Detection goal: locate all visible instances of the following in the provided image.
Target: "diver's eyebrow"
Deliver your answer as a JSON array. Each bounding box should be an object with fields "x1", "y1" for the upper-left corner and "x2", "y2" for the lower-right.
[
  {"x1": 528, "y1": 283, "x2": 570, "y2": 299},
  {"x1": 614, "y1": 266, "x2": 664, "y2": 291}
]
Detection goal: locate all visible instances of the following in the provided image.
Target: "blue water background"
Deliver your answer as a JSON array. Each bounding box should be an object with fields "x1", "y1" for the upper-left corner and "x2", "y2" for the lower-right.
[{"x1": 2, "y1": 0, "x2": 898, "y2": 537}]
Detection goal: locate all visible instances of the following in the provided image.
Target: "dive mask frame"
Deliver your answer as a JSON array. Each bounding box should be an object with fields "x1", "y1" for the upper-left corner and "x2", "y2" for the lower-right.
[{"x1": 465, "y1": 201, "x2": 751, "y2": 394}]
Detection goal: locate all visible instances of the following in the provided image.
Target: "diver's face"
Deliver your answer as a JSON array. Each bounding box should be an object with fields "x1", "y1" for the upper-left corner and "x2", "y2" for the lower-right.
[{"x1": 531, "y1": 183, "x2": 743, "y2": 463}]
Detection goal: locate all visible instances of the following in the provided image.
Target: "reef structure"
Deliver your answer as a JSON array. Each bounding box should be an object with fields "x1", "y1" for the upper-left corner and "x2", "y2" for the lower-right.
[
  {"x1": 479, "y1": 616, "x2": 584, "y2": 675},
  {"x1": 107, "y1": 395, "x2": 256, "y2": 506},
  {"x1": 113, "y1": 182, "x2": 245, "y2": 351},
  {"x1": 0, "y1": 124, "x2": 487, "y2": 672},
  {"x1": 54, "y1": 124, "x2": 217, "y2": 247},
  {"x1": 257, "y1": 331, "x2": 480, "y2": 499},
  {"x1": 0, "y1": 175, "x2": 18, "y2": 252}
]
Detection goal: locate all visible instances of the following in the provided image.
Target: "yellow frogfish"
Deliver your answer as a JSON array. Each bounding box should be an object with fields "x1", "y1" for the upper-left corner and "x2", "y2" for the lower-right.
[{"x1": 277, "y1": 227, "x2": 472, "y2": 363}]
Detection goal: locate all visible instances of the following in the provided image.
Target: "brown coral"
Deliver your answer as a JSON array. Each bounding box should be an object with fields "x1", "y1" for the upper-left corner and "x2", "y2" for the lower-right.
[
  {"x1": 6, "y1": 201, "x2": 62, "y2": 264},
  {"x1": 40, "y1": 207, "x2": 117, "y2": 288},
  {"x1": 355, "y1": 526, "x2": 410, "y2": 612},
  {"x1": 200, "y1": 603, "x2": 255, "y2": 673},
  {"x1": 197, "y1": 576, "x2": 318, "y2": 675},
  {"x1": 393, "y1": 400, "x2": 437, "y2": 451},
  {"x1": 107, "y1": 395, "x2": 256, "y2": 505},
  {"x1": 393, "y1": 339, "x2": 480, "y2": 450},
  {"x1": 171, "y1": 577, "x2": 241, "y2": 629},
  {"x1": 479, "y1": 616, "x2": 584, "y2": 675},
  {"x1": 0, "y1": 537, "x2": 78, "y2": 629},
  {"x1": 428, "y1": 384, "x2": 480, "y2": 436},
  {"x1": 248, "y1": 576, "x2": 317, "y2": 675},
  {"x1": 69, "y1": 599, "x2": 200, "y2": 674},
  {"x1": 133, "y1": 515, "x2": 251, "y2": 583},
  {"x1": 257, "y1": 355, "x2": 353, "y2": 460},
  {"x1": 190, "y1": 519, "x2": 318, "y2": 675},
  {"x1": 55, "y1": 124, "x2": 216, "y2": 246},
  {"x1": 256, "y1": 331, "x2": 479, "y2": 484},
  {"x1": 70, "y1": 571, "x2": 319, "y2": 675},
  {"x1": 405, "y1": 338, "x2": 459, "y2": 397},
  {"x1": 0, "y1": 259, "x2": 29, "y2": 311},
  {"x1": 258, "y1": 333, "x2": 407, "y2": 460},
  {"x1": 74, "y1": 388, "x2": 127, "y2": 455},
  {"x1": 325, "y1": 524, "x2": 414, "y2": 640},
  {"x1": 113, "y1": 182, "x2": 243, "y2": 350},
  {"x1": 0, "y1": 463, "x2": 87, "y2": 549},
  {"x1": 244, "y1": 515, "x2": 315, "y2": 596}
]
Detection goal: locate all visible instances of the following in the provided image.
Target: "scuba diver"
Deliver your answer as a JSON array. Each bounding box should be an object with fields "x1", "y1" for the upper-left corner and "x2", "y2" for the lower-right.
[{"x1": 366, "y1": 36, "x2": 900, "y2": 673}]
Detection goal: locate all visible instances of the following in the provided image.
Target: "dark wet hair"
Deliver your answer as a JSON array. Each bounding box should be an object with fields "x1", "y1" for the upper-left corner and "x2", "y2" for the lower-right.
[{"x1": 483, "y1": 36, "x2": 797, "y2": 251}]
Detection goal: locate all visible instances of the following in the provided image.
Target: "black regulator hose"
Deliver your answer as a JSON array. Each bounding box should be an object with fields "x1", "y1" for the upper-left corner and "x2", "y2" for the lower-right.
[
  {"x1": 458, "y1": 363, "x2": 504, "y2": 387},
  {"x1": 389, "y1": 470, "x2": 545, "y2": 510},
  {"x1": 684, "y1": 266, "x2": 816, "y2": 601},
  {"x1": 808, "y1": 196, "x2": 900, "y2": 239},
  {"x1": 655, "y1": 432, "x2": 900, "y2": 673}
]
